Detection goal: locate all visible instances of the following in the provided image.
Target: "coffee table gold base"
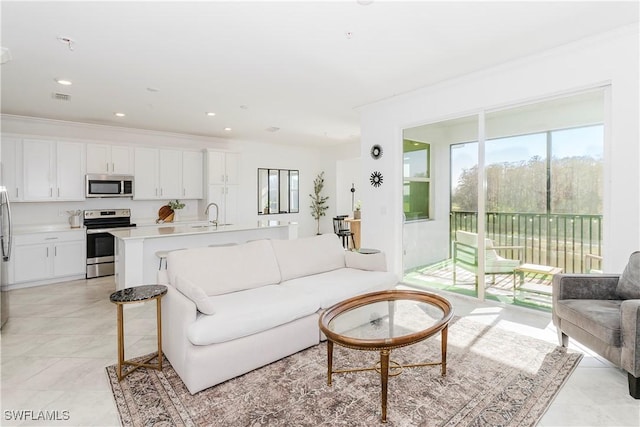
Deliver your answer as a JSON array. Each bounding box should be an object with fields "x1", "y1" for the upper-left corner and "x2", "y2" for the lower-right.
[{"x1": 326, "y1": 326, "x2": 448, "y2": 423}]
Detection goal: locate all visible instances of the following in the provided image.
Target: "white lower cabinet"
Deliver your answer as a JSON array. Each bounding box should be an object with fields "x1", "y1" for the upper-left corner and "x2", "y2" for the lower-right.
[{"x1": 11, "y1": 230, "x2": 86, "y2": 285}]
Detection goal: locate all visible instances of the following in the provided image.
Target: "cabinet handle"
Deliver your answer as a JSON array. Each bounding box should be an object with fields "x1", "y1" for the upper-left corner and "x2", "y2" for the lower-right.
[
  {"x1": 183, "y1": 188, "x2": 186, "y2": 196},
  {"x1": 111, "y1": 162, "x2": 115, "y2": 172},
  {"x1": 44, "y1": 237, "x2": 58, "y2": 240},
  {"x1": 57, "y1": 188, "x2": 60, "y2": 197},
  {"x1": 106, "y1": 162, "x2": 110, "y2": 172},
  {"x1": 54, "y1": 247, "x2": 57, "y2": 256},
  {"x1": 155, "y1": 188, "x2": 158, "y2": 196},
  {"x1": 46, "y1": 247, "x2": 49, "y2": 257},
  {"x1": 160, "y1": 188, "x2": 163, "y2": 196},
  {"x1": 16, "y1": 188, "x2": 19, "y2": 198},
  {"x1": 221, "y1": 174, "x2": 225, "y2": 183},
  {"x1": 49, "y1": 188, "x2": 53, "y2": 197}
]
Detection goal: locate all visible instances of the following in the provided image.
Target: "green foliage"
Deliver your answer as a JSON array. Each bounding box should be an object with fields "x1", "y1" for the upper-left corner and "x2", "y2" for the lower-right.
[
  {"x1": 451, "y1": 156, "x2": 603, "y2": 214},
  {"x1": 168, "y1": 199, "x2": 185, "y2": 210},
  {"x1": 309, "y1": 172, "x2": 329, "y2": 234}
]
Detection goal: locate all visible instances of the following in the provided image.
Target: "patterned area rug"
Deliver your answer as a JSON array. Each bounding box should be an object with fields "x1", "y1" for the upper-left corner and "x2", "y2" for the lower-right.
[{"x1": 106, "y1": 316, "x2": 581, "y2": 426}]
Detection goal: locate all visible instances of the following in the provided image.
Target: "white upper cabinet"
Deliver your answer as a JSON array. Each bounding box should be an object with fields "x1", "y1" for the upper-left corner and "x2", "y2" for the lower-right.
[
  {"x1": 1, "y1": 137, "x2": 23, "y2": 201},
  {"x1": 159, "y1": 149, "x2": 183, "y2": 199},
  {"x1": 22, "y1": 139, "x2": 85, "y2": 201},
  {"x1": 134, "y1": 147, "x2": 192, "y2": 200},
  {"x1": 56, "y1": 141, "x2": 86, "y2": 200},
  {"x1": 208, "y1": 151, "x2": 239, "y2": 185},
  {"x1": 182, "y1": 151, "x2": 203, "y2": 199},
  {"x1": 86, "y1": 144, "x2": 133, "y2": 175},
  {"x1": 133, "y1": 147, "x2": 160, "y2": 199}
]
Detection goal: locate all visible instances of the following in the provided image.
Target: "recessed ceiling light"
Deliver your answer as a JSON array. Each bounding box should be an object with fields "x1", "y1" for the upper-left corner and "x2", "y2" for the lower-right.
[
  {"x1": 345, "y1": 31, "x2": 354, "y2": 39},
  {"x1": 206, "y1": 112, "x2": 216, "y2": 116},
  {"x1": 239, "y1": 105, "x2": 248, "y2": 110},
  {"x1": 55, "y1": 79, "x2": 72, "y2": 86},
  {"x1": 146, "y1": 87, "x2": 159, "y2": 92},
  {"x1": 224, "y1": 127, "x2": 232, "y2": 131},
  {"x1": 114, "y1": 112, "x2": 126, "y2": 117},
  {"x1": 266, "y1": 127, "x2": 280, "y2": 133}
]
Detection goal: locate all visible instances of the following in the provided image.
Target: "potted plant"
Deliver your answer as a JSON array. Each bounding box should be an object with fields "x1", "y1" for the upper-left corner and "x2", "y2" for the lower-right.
[
  {"x1": 354, "y1": 200, "x2": 361, "y2": 219},
  {"x1": 309, "y1": 171, "x2": 329, "y2": 235},
  {"x1": 168, "y1": 200, "x2": 185, "y2": 221}
]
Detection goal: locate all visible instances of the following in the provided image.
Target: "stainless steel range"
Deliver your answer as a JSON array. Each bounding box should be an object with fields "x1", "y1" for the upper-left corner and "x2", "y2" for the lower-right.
[{"x1": 84, "y1": 209, "x2": 135, "y2": 279}]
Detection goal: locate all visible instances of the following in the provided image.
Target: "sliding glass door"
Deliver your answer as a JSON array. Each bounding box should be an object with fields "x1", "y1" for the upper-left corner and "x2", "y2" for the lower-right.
[{"x1": 403, "y1": 89, "x2": 605, "y2": 305}]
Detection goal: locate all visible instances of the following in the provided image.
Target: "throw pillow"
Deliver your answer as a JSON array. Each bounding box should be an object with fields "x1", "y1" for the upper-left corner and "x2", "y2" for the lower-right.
[
  {"x1": 176, "y1": 276, "x2": 216, "y2": 314},
  {"x1": 616, "y1": 251, "x2": 640, "y2": 299}
]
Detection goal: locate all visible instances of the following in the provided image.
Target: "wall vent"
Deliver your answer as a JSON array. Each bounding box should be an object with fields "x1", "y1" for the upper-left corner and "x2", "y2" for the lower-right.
[{"x1": 52, "y1": 92, "x2": 71, "y2": 101}]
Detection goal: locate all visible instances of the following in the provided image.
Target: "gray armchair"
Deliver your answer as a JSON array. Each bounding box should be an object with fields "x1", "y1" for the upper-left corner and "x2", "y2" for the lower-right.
[{"x1": 552, "y1": 251, "x2": 640, "y2": 399}]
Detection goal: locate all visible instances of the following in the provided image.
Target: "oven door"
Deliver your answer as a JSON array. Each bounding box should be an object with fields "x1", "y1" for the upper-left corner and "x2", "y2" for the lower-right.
[{"x1": 86, "y1": 230, "x2": 115, "y2": 278}]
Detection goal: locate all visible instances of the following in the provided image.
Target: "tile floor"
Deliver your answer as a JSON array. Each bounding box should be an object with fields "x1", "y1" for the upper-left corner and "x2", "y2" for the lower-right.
[{"x1": 1, "y1": 278, "x2": 638, "y2": 426}]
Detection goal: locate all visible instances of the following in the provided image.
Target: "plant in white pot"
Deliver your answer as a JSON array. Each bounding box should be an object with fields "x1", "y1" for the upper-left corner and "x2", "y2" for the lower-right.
[
  {"x1": 354, "y1": 200, "x2": 361, "y2": 219},
  {"x1": 168, "y1": 199, "x2": 185, "y2": 221}
]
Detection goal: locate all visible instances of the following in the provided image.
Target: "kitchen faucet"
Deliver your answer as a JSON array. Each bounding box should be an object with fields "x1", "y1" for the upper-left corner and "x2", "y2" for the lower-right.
[{"x1": 204, "y1": 202, "x2": 219, "y2": 226}]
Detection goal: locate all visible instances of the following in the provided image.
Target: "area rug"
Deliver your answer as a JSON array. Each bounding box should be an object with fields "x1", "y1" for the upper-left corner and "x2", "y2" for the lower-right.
[{"x1": 106, "y1": 316, "x2": 582, "y2": 426}]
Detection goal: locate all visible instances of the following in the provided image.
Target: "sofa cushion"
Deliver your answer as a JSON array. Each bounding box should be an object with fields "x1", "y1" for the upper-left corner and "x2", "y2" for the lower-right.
[
  {"x1": 175, "y1": 276, "x2": 216, "y2": 315},
  {"x1": 186, "y1": 285, "x2": 320, "y2": 345},
  {"x1": 616, "y1": 251, "x2": 640, "y2": 299},
  {"x1": 271, "y1": 234, "x2": 346, "y2": 281},
  {"x1": 281, "y1": 268, "x2": 398, "y2": 309},
  {"x1": 555, "y1": 299, "x2": 623, "y2": 346},
  {"x1": 167, "y1": 239, "x2": 281, "y2": 296}
]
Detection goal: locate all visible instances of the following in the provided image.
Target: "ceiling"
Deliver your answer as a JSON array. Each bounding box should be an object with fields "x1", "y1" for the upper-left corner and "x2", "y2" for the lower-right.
[{"x1": 1, "y1": 1, "x2": 638, "y2": 147}]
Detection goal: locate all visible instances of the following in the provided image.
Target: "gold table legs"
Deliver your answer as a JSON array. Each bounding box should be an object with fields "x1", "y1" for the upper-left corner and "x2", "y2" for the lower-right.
[
  {"x1": 326, "y1": 325, "x2": 449, "y2": 423},
  {"x1": 115, "y1": 295, "x2": 164, "y2": 381}
]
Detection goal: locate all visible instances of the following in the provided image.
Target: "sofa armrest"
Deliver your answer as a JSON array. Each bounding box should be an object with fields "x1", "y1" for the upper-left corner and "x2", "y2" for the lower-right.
[
  {"x1": 345, "y1": 251, "x2": 387, "y2": 272},
  {"x1": 552, "y1": 274, "x2": 620, "y2": 302},
  {"x1": 621, "y1": 299, "x2": 640, "y2": 376},
  {"x1": 161, "y1": 285, "x2": 198, "y2": 367}
]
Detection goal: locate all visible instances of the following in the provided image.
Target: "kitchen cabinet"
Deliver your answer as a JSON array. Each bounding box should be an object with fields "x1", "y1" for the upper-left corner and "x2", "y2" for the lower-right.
[
  {"x1": 86, "y1": 144, "x2": 133, "y2": 175},
  {"x1": 182, "y1": 151, "x2": 204, "y2": 199},
  {"x1": 10, "y1": 230, "x2": 86, "y2": 285},
  {"x1": 208, "y1": 151, "x2": 239, "y2": 185},
  {"x1": 0, "y1": 137, "x2": 23, "y2": 201},
  {"x1": 134, "y1": 147, "x2": 202, "y2": 200},
  {"x1": 22, "y1": 139, "x2": 85, "y2": 201}
]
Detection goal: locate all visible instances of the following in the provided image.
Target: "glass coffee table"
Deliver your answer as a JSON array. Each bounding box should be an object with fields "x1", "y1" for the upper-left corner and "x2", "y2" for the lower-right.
[{"x1": 319, "y1": 290, "x2": 453, "y2": 423}]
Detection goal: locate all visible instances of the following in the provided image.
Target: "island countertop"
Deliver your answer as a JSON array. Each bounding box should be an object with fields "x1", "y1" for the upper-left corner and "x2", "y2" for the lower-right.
[
  {"x1": 109, "y1": 221, "x2": 293, "y2": 240},
  {"x1": 111, "y1": 221, "x2": 298, "y2": 290}
]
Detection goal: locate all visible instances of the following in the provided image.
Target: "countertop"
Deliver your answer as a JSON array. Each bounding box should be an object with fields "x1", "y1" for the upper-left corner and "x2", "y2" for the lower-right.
[{"x1": 109, "y1": 221, "x2": 293, "y2": 240}]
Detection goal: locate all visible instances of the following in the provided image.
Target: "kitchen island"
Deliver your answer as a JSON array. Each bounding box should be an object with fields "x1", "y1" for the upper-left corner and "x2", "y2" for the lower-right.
[{"x1": 110, "y1": 221, "x2": 298, "y2": 290}]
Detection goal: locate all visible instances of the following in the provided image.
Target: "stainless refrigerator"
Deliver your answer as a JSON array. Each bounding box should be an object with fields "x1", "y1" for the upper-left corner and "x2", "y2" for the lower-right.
[{"x1": 0, "y1": 185, "x2": 12, "y2": 329}]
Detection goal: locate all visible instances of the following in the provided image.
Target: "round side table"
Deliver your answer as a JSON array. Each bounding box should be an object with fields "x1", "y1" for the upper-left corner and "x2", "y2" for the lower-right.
[{"x1": 109, "y1": 285, "x2": 168, "y2": 381}]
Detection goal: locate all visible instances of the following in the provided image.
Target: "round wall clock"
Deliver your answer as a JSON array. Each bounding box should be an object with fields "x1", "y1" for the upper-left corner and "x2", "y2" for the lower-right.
[
  {"x1": 370, "y1": 144, "x2": 383, "y2": 160},
  {"x1": 370, "y1": 171, "x2": 383, "y2": 187}
]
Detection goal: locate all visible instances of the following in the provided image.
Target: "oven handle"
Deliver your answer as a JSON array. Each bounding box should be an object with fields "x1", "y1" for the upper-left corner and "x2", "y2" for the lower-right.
[{"x1": 86, "y1": 228, "x2": 117, "y2": 235}]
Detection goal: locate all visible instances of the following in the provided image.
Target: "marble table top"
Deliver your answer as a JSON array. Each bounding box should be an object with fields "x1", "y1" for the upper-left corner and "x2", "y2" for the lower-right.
[{"x1": 110, "y1": 285, "x2": 167, "y2": 303}]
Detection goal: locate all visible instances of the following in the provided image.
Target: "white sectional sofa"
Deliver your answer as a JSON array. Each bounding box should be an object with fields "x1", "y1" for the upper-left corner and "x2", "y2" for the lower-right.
[{"x1": 160, "y1": 233, "x2": 397, "y2": 394}]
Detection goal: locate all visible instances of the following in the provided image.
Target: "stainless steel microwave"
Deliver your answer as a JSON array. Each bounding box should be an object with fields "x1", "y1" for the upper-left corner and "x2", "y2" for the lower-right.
[{"x1": 86, "y1": 174, "x2": 134, "y2": 198}]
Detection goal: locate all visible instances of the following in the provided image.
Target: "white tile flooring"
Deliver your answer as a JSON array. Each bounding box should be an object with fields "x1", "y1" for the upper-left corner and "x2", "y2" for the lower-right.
[{"x1": 0, "y1": 278, "x2": 638, "y2": 426}]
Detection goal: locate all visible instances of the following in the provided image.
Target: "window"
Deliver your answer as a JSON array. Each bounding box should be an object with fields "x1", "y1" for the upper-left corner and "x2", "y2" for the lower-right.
[{"x1": 403, "y1": 139, "x2": 431, "y2": 221}]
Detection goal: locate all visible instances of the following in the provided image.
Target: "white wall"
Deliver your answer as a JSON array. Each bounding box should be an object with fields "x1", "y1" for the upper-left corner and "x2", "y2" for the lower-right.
[
  {"x1": 1, "y1": 115, "x2": 338, "y2": 238},
  {"x1": 359, "y1": 24, "x2": 640, "y2": 275}
]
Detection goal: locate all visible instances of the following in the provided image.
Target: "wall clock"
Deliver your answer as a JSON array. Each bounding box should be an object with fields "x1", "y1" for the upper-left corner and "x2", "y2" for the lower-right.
[
  {"x1": 370, "y1": 171, "x2": 383, "y2": 187},
  {"x1": 370, "y1": 144, "x2": 383, "y2": 160}
]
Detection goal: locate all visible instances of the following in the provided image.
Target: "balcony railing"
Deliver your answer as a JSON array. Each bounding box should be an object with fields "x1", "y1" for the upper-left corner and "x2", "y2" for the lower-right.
[{"x1": 450, "y1": 211, "x2": 603, "y2": 273}]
